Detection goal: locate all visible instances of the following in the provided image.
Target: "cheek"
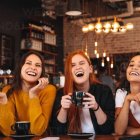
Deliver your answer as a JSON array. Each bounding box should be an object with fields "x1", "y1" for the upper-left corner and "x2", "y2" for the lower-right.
[
  {"x1": 21, "y1": 67, "x2": 25, "y2": 77},
  {"x1": 38, "y1": 68, "x2": 42, "y2": 77}
]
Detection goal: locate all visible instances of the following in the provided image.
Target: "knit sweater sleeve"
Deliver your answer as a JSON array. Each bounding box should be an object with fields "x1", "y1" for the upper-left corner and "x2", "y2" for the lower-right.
[
  {"x1": 29, "y1": 84, "x2": 56, "y2": 136},
  {"x1": 0, "y1": 86, "x2": 16, "y2": 136}
]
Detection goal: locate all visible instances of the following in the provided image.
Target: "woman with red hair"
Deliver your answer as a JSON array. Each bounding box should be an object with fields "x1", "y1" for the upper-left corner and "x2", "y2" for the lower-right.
[{"x1": 51, "y1": 50, "x2": 115, "y2": 135}]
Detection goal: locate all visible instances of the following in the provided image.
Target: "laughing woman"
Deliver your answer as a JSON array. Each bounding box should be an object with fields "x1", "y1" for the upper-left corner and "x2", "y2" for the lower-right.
[
  {"x1": 50, "y1": 50, "x2": 115, "y2": 135},
  {"x1": 0, "y1": 51, "x2": 56, "y2": 136},
  {"x1": 115, "y1": 54, "x2": 140, "y2": 135}
]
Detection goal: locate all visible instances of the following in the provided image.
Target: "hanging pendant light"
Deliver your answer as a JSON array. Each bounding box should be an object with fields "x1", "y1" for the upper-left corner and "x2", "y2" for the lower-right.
[{"x1": 65, "y1": 0, "x2": 82, "y2": 16}]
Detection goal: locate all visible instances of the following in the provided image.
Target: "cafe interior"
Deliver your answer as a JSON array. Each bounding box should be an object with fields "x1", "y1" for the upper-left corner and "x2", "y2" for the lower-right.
[
  {"x1": 0, "y1": 0, "x2": 140, "y2": 92},
  {"x1": 0, "y1": 0, "x2": 140, "y2": 139},
  {"x1": 0, "y1": 0, "x2": 140, "y2": 88}
]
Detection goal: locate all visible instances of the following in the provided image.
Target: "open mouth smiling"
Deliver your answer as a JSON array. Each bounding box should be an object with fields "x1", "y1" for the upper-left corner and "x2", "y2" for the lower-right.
[
  {"x1": 75, "y1": 71, "x2": 84, "y2": 77},
  {"x1": 26, "y1": 71, "x2": 37, "y2": 76},
  {"x1": 129, "y1": 71, "x2": 140, "y2": 76}
]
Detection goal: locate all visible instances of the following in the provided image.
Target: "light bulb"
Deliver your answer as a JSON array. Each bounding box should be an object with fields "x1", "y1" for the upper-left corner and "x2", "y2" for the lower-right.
[
  {"x1": 112, "y1": 22, "x2": 120, "y2": 29},
  {"x1": 101, "y1": 62, "x2": 105, "y2": 67},
  {"x1": 103, "y1": 22, "x2": 111, "y2": 29},
  {"x1": 94, "y1": 49, "x2": 97, "y2": 54},
  {"x1": 96, "y1": 53, "x2": 99, "y2": 58},
  {"x1": 126, "y1": 23, "x2": 134, "y2": 30},
  {"x1": 103, "y1": 52, "x2": 106, "y2": 57},
  {"x1": 111, "y1": 28, "x2": 118, "y2": 33},
  {"x1": 103, "y1": 28, "x2": 110, "y2": 33},
  {"x1": 119, "y1": 26, "x2": 126, "y2": 33},
  {"x1": 95, "y1": 18, "x2": 102, "y2": 30},
  {"x1": 101, "y1": 58, "x2": 105, "y2": 67},
  {"x1": 106, "y1": 56, "x2": 110, "y2": 62},
  {"x1": 88, "y1": 23, "x2": 94, "y2": 31},
  {"x1": 82, "y1": 25, "x2": 89, "y2": 33},
  {"x1": 95, "y1": 42, "x2": 98, "y2": 46},
  {"x1": 110, "y1": 63, "x2": 113, "y2": 68},
  {"x1": 95, "y1": 28, "x2": 102, "y2": 33}
]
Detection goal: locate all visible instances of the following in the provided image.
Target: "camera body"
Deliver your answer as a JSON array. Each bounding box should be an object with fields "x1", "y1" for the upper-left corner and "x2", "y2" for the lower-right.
[{"x1": 71, "y1": 91, "x2": 85, "y2": 107}]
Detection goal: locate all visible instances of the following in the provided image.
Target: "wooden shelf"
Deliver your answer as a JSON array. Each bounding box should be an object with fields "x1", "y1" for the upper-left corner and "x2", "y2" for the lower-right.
[
  {"x1": 0, "y1": 75, "x2": 14, "y2": 78},
  {"x1": 21, "y1": 18, "x2": 58, "y2": 84}
]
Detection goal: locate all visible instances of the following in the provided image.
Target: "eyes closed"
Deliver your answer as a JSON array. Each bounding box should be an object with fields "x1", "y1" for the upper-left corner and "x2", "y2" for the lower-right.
[
  {"x1": 71, "y1": 61, "x2": 85, "y2": 67},
  {"x1": 25, "y1": 61, "x2": 42, "y2": 68}
]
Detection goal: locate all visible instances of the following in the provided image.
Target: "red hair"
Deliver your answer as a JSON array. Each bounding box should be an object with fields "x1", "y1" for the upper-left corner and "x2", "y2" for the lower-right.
[{"x1": 64, "y1": 50, "x2": 99, "y2": 133}]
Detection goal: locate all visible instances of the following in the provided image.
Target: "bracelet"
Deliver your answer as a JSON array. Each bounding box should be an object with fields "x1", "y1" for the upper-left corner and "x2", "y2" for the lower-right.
[{"x1": 93, "y1": 104, "x2": 99, "y2": 111}]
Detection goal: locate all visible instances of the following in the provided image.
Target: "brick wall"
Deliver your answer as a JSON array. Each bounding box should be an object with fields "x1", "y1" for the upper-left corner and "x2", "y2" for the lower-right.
[{"x1": 63, "y1": 17, "x2": 140, "y2": 58}]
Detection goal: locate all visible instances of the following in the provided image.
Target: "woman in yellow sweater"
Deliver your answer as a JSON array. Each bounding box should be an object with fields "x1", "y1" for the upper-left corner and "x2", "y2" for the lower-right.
[{"x1": 0, "y1": 51, "x2": 56, "y2": 136}]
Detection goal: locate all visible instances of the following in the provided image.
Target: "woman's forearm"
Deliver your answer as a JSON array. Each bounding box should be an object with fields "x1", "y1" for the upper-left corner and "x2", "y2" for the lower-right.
[
  {"x1": 57, "y1": 107, "x2": 68, "y2": 123},
  {"x1": 94, "y1": 106, "x2": 107, "y2": 125},
  {"x1": 115, "y1": 99, "x2": 130, "y2": 135}
]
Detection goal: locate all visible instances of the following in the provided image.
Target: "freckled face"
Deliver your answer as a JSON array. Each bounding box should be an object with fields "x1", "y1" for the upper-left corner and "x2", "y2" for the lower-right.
[
  {"x1": 21, "y1": 54, "x2": 42, "y2": 83},
  {"x1": 71, "y1": 54, "x2": 92, "y2": 85},
  {"x1": 126, "y1": 55, "x2": 140, "y2": 83}
]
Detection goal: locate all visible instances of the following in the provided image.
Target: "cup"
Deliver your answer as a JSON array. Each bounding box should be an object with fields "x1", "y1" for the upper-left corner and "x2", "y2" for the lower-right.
[
  {"x1": 71, "y1": 91, "x2": 85, "y2": 107},
  {"x1": 11, "y1": 121, "x2": 30, "y2": 135}
]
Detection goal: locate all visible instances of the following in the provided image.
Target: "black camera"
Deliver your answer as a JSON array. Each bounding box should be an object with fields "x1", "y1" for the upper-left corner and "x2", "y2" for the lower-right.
[{"x1": 71, "y1": 91, "x2": 85, "y2": 107}]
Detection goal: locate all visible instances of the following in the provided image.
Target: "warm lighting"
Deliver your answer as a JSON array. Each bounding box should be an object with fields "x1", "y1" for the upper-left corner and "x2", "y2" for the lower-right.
[
  {"x1": 94, "y1": 49, "x2": 97, "y2": 54},
  {"x1": 82, "y1": 16, "x2": 134, "y2": 34},
  {"x1": 88, "y1": 23, "x2": 94, "y2": 31},
  {"x1": 103, "y1": 22, "x2": 111, "y2": 29},
  {"x1": 112, "y1": 17, "x2": 120, "y2": 30},
  {"x1": 94, "y1": 41, "x2": 98, "y2": 54},
  {"x1": 82, "y1": 25, "x2": 89, "y2": 33},
  {"x1": 101, "y1": 58, "x2": 105, "y2": 67},
  {"x1": 103, "y1": 28, "x2": 110, "y2": 33},
  {"x1": 106, "y1": 56, "x2": 110, "y2": 62},
  {"x1": 126, "y1": 23, "x2": 134, "y2": 30},
  {"x1": 95, "y1": 18, "x2": 103, "y2": 33},
  {"x1": 110, "y1": 57, "x2": 114, "y2": 68},
  {"x1": 95, "y1": 28, "x2": 102, "y2": 33},
  {"x1": 110, "y1": 63, "x2": 113, "y2": 68},
  {"x1": 96, "y1": 53, "x2": 99, "y2": 58},
  {"x1": 111, "y1": 28, "x2": 118, "y2": 33},
  {"x1": 103, "y1": 51, "x2": 106, "y2": 57},
  {"x1": 95, "y1": 41, "x2": 98, "y2": 46},
  {"x1": 119, "y1": 26, "x2": 127, "y2": 33}
]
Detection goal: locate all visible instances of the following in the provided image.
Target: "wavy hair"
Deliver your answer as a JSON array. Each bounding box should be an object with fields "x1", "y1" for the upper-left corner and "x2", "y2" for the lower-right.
[{"x1": 7, "y1": 51, "x2": 45, "y2": 97}]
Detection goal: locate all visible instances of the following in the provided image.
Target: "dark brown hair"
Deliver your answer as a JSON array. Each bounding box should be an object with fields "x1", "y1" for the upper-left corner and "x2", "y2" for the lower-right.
[{"x1": 7, "y1": 51, "x2": 45, "y2": 97}]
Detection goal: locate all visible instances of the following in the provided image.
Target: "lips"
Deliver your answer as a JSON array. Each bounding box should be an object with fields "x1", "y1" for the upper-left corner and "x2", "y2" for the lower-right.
[
  {"x1": 26, "y1": 71, "x2": 37, "y2": 76},
  {"x1": 129, "y1": 71, "x2": 140, "y2": 76},
  {"x1": 75, "y1": 71, "x2": 84, "y2": 77}
]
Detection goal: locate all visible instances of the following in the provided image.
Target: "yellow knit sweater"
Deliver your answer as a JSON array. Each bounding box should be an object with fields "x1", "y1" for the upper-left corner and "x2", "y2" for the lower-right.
[{"x1": 0, "y1": 84, "x2": 56, "y2": 136}]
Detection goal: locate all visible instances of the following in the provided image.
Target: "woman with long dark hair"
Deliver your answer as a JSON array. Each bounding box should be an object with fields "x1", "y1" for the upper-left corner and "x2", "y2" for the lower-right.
[
  {"x1": 51, "y1": 50, "x2": 115, "y2": 135},
  {"x1": 115, "y1": 54, "x2": 140, "y2": 135},
  {"x1": 0, "y1": 51, "x2": 56, "y2": 136}
]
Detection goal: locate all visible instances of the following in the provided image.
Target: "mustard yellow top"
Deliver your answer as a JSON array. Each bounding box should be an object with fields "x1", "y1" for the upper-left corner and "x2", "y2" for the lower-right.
[{"x1": 0, "y1": 84, "x2": 56, "y2": 136}]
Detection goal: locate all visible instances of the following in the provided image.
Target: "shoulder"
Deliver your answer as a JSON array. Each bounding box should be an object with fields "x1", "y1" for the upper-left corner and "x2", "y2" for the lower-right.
[
  {"x1": 45, "y1": 84, "x2": 56, "y2": 91},
  {"x1": 115, "y1": 88, "x2": 127, "y2": 108},
  {"x1": 115, "y1": 88, "x2": 127, "y2": 98},
  {"x1": 90, "y1": 83, "x2": 113, "y2": 99},
  {"x1": 41, "y1": 84, "x2": 57, "y2": 96},
  {"x1": 91, "y1": 83, "x2": 112, "y2": 92}
]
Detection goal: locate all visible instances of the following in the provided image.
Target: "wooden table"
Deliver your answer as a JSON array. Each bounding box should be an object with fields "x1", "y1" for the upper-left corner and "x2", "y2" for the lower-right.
[
  {"x1": 0, "y1": 135, "x2": 126, "y2": 140},
  {"x1": 0, "y1": 134, "x2": 137, "y2": 140}
]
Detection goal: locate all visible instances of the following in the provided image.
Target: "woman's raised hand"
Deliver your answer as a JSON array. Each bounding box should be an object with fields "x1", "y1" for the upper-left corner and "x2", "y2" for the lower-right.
[
  {"x1": 0, "y1": 92, "x2": 7, "y2": 104},
  {"x1": 29, "y1": 77, "x2": 49, "y2": 98}
]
